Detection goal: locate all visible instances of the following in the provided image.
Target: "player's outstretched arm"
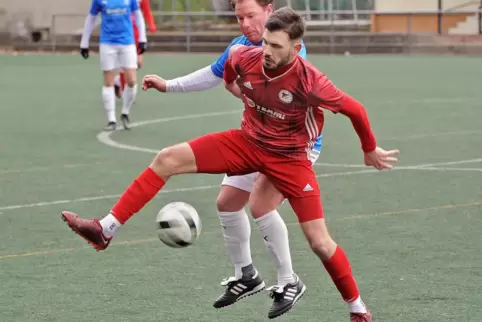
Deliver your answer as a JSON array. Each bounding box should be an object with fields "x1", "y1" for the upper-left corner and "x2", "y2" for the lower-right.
[
  {"x1": 309, "y1": 74, "x2": 399, "y2": 170},
  {"x1": 160, "y1": 40, "x2": 248, "y2": 94},
  {"x1": 164, "y1": 66, "x2": 224, "y2": 93},
  {"x1": 141, "y1": 67, "x2": 222, "y2": 93},
  {"x1": 163, "y1": 45, "x2": 247, "y2": 93},
  {"x1": 338, "y1": 95, "x2": 399, "y2": 170}
]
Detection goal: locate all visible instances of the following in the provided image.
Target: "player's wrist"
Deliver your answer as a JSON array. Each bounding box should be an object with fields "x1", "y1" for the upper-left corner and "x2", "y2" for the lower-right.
[
  {"x1": 165, "y1": 79, "x2": 175, "y2": 92},
  {"x1": 361, "y1": 132, "x2": 377, "y2": 153},
  {"x1": 363, "y1": 146, "x2": 376, "y2": 154},
  {"x1": 362, "y1": 140, "x2": 377, "y2": 153}
]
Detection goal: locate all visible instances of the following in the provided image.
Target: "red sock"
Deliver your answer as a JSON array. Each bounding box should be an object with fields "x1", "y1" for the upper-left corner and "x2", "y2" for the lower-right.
[
  {"x1": 322, "y1": 246, "x2": 360, "y2": 302},
  {"x1": 120, "y1": 72, "x2": 126, "y2": 89},
  {"x1": 111, "y1": 167, "x2": 165, "y2": 224}
]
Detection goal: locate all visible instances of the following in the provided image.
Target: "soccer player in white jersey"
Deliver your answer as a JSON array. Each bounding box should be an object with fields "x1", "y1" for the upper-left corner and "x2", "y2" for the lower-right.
[
  {"x1": 141, "y1": 0, "x2": 319, "y2": 317},
  {"x1": 80, "y1": 0, "x2": 148, "y2": 131}
]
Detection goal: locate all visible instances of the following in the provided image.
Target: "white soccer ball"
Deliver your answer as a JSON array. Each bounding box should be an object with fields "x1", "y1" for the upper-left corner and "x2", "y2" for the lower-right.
[{"x1": 156, "y1": 202, "x2": 201, "y2": 248}]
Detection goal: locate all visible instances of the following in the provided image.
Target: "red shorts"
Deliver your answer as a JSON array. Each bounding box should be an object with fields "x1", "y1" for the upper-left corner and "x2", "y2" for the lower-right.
[{"x1": 188, "y1": 129, "x2": 324, "y2": 222}]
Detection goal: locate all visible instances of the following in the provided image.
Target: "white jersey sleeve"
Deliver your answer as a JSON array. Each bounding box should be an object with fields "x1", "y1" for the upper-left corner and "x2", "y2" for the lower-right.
[
  {"x1": 166, "y1": 66, "x2": 223, "y2": 92},
  {"x1": 132, "y1": 9, "x2": 147, "y2": 43},
  {"x1": 80, "y1": 14, "x2": 97, "y2": 48}
]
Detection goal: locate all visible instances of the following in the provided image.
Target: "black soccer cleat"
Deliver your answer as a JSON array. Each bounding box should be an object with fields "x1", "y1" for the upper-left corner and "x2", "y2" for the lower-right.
[
  {"x1": 266, "y1": 274, "x2": 306, "y2": 319},
  {"x1": 120, "y1": 114, "x2": 130, "y2": 130},
  {"x1": 213, "y1": 269, "x2": 266, "y2": 308},
  {"x1": 104, "y1": 121, "x2": 116, "y2": 132}
]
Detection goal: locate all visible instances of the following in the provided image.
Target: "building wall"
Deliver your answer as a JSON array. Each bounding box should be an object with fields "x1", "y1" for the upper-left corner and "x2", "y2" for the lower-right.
[
  {"x1": 0, "y1": 0, "x2": 89, "y2": 33},
  {"x1": 375, "y1": 0, "x2": 479, "y2": 11},
  {"x1": 372, "y1": 0, "x2": 479, "y2": 33},
  {"x1": 371, "y1": 13, "x2": 471, "y2": 33}
]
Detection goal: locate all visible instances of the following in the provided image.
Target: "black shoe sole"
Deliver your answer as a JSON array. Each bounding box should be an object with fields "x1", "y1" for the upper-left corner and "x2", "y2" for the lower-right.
[
  {"x1": 268, "y1": 285, "x2": 307, "y2": 319},
  {"x1": 213, "y1": 282, "x2": 266, "y2": 309}
]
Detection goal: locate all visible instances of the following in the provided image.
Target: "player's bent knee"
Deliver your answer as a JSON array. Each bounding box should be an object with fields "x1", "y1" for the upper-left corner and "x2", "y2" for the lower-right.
[
  {"x1": 300, "y1": 218, "x2": 337, "y2": 260},
  {"x1": 249, "y1": 201, "x2": 279, "y2": 219},
  {"x1": 248, "y1": 192, "x2": 284, "y2": 219},
  {"x1": 307, "y1": 236, "x2": 337, "y2": 260},
  {"x1": 216, "y1": 185, "x2": 250, "y2": 212},
  {"x1": 248, "y1": 175, "x2": 284, "y2": 219},
  {"x1": 150, "y1": 143, "x2": 197, "y2": 178}
]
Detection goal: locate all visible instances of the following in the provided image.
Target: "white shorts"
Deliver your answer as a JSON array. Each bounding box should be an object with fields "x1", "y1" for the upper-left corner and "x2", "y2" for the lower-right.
[
  {"x1": 99, "y1": 44, "x2": 137, "y2": 71},
  {"x1": 220, "y1": 149, "x2": 321, "y2": 192}
]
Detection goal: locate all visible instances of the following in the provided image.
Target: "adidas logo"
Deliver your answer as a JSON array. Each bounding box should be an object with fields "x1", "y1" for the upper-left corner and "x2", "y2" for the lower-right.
[
  {"x1": 229, "y1": 283, "x2": 247, "y2": 295},
  {"x1": 284, "y1": 286, "x2": 297, "y2": 301},
  {"x1": 243, "y1": 81, "x2": 253, "y2": 89},
  {"x1": 303, "y1": 184, "x2": 313, "y2": 192}
]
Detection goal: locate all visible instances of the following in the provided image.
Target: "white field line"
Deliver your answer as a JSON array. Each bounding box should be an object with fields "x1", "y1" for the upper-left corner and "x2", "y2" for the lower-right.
[
  {"x1": 0, "y1": 170, "x2": 377, "y2": 212},
  {"x1": 2, "y1": 110, "x2": 479, "y2": 212}
]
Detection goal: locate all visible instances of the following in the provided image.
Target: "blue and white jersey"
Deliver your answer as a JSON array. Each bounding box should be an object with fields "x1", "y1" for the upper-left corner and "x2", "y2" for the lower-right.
[
  {"x1": 89, "y1": 0, "x2": 139, "y2": 45},
  {"x1": 210, "y1": 35, "x2": 307, "y2": 78},
  {"x1": 210, "y1": 35, "x2": 322, "y2": 153}
]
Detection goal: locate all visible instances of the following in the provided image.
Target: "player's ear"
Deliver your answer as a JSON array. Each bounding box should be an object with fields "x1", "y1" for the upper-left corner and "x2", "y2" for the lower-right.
[
  {"x1": 266, "y1": 4, "x2": 274, "y2": 14},
  {"x1": 293, "y1": 41, "x2": 302, "y2": 55}
]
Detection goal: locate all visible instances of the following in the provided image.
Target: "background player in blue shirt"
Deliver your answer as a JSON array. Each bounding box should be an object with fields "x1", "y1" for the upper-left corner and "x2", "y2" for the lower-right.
[
  {"x1": 80, "y1": 0, "x2": 148, "y2": 131},
  {"x1": 142, "y1": 0, "x2": 321, "y2": 317}
]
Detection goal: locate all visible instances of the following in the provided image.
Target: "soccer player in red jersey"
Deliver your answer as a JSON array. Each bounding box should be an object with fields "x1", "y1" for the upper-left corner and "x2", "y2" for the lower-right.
[
  {"x1": 138, "y1": 2, "x2": 316, "y2": 315},
  {"x1": 62, "y1": 7, "x2": 399, "y2": 321},
  {"x1": 115, "y1": 0, "x2": 157, "y2": 129}
]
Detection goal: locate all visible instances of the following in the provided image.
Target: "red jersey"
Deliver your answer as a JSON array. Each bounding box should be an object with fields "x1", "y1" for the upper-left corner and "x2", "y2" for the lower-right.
[
  {"x1": 133, "y1": 0, "x2": 157, "y2": 41},
  {"x1": 224, "y1": 46, "x2": 376, "y2": 160}
]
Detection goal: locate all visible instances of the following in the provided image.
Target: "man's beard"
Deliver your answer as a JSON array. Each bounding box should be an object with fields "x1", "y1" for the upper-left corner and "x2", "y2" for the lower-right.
[{"x1": 263, "y1": 55, "x2": 291, "y2": 70}]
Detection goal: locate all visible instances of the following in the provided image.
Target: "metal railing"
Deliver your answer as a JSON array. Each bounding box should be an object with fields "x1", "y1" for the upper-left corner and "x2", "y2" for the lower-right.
[{"x1": 45, "y1": 9, "x2": 482, "y2": 53}]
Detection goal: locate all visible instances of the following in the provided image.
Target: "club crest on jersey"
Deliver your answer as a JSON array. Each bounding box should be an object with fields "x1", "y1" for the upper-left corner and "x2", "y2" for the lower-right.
[
  {"x1": 278, "y1": 89, "x2": 293, "y2": 103},
  {"x1": 246, "y1": 97, "x2": 256, "y2": 107}
]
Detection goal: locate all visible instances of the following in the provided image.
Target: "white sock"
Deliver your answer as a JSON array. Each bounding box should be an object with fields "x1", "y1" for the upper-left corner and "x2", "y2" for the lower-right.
[
  {"x1": 218, "y1": 210, "x2": 253, "y2": 280},
  {"x1": 121, "y1": 84, "x2": 137, "y2": 115},
  {"x1": 102, "y1": 86, "x2": 116, "y2": 123},
  {"x1": 99, "y1": 213, "x2": 122, "y2": 237},
  {"x1": 348, "y1": 296, "x2": 367, "y2": 313},
  {"x1": 114, "y1": 74, "x2": 121, "y2": 87},
  {"x1": 255, "y1": 210, "x2": 295, "y2": 286}
]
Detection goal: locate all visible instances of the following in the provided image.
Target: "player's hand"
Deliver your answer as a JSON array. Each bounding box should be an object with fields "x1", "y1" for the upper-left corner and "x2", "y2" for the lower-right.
[
  {"x1": 225, "y1": 81, "x2": 243, "y2": 99},
  {"x1": 228, "y1": 44, "x2": 245, "y2": 58},
  {"x1": 142, "y1": 74, "x2": 166, "y2": 92},
  {"x1": 137, "y1": 42, "x2": 147, "y2": 55},
  {"x1": 364, "y1": 147, "x2": 400, "y2": 170},
  {"x1": 80, "y1": 48, "x2": 89, "y2": 59}
]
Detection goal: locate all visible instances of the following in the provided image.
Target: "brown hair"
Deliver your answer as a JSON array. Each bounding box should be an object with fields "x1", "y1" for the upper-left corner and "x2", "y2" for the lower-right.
[
  {"x1": 265, "y1": 7, "x2": 305, "y2": 40},
  {"x1": 230, "y1": 0, "x2": 274, "y2": 9}
]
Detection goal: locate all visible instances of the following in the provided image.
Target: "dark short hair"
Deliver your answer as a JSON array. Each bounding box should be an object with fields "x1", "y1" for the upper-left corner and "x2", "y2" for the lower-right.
[
  {"x1": 265, "y1": 7, "x2": 305, "y2": 40},
  {"x1": 231, "y1": 0, "x2": 274, "y2": 9}
]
